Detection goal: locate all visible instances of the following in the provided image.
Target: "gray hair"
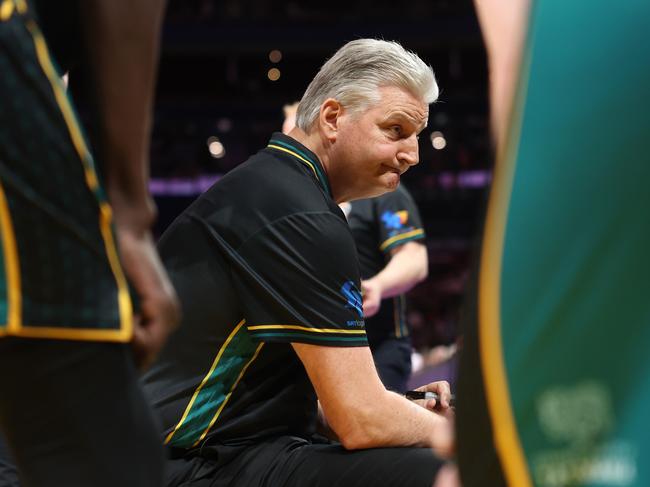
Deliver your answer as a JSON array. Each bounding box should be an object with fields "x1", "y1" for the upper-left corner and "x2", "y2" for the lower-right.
[{"x1": 296, "y1": 39, "x2": 438, "y2": 131}]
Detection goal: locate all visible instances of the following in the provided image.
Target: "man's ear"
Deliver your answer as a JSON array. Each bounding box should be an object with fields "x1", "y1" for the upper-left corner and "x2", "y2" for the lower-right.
[{"x1": 318, "y1": 99, "x2": 343, "y2": 142}]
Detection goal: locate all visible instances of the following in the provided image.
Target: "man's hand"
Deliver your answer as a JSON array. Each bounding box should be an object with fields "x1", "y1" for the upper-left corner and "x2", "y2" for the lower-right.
[
  {"x1": 360, "y1": 242, "x2": 428, "y2": 318},
  {"x1": 411, "y1": 381, "x2": 455, "y2": 457},
  {"x1": 415, "y1": 380, "x2": 454, "y2": 414},
  {"x1": 116, "y1": 223, "x2": 180, "y2": 370},
  {"x1": 361, "y1": 279, "x2": 382, "y2": 317}
]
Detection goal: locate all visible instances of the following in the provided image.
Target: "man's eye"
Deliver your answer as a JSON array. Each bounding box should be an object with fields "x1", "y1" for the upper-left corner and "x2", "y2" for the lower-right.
[{"x1": 391, "y1": 126, "x2": 402, "y2": 136}]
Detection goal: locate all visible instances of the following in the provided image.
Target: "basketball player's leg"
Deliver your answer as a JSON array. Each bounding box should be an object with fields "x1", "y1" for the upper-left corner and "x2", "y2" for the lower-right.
[{"x1": 0, "y1": 338, "x2": 164, "y2": 487}]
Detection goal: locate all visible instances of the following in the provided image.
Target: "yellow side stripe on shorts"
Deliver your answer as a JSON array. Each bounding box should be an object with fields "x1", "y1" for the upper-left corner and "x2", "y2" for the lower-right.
[
  {"x1": 97, "y1": 203, "x2": 133, "y2": 340},
  {"x1": 27, "y1": 22, "x2": 98, "y2": 191},
  {"x1": 0, "y1": 182, "x2": 21, "y2": 332},
  {"x1": 0, "y1": 0, "x2": 26, "y2": 20},
  {"x1": 0, "y1": 0, "x2": 14, "y2": 21},
  {"x1": 27, "y1": 20, "x2": 132, "y2": 341},
  {"x1": 479, "y1": 33, "x2": 534, "y2": 487}
]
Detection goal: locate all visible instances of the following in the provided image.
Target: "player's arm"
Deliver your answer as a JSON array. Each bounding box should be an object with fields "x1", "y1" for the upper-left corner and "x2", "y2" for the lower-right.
[
  {"x1": 362, "y1": 241, "x2": 428, "y2": 317},
  {"x1": 78, "y1": 0, "x2": 179, "y2": 367},
  {"x1": 293, "y1": 342, "x2": 454, "y2": 457},
  {"x1": 474, "y1": 0, "x2": 531, "y2": 148}
]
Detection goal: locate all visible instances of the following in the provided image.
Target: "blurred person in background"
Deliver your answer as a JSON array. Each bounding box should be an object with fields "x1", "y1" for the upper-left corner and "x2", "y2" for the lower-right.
[
  {"x1": 457, "y1": 0, "x2": 650, "y2": 486},
  {"x1": 0, "y1": 1, "x2": 179, "y2": 486},
  {"x1": 342, "y1": 185, "x2": 428, "y2": 393}
]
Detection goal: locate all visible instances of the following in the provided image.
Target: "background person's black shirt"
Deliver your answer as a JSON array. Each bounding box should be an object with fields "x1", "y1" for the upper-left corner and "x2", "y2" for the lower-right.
[
  {"x1": 344, "y1": 185, "x2": 425, "y2": 345},
  {"x1": 142, "y1": 133, "x2": 367, "y2": 451}
]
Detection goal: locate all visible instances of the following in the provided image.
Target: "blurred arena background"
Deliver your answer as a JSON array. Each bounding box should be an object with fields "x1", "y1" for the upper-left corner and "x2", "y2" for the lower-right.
[
  {"x1": 66, "y1": 0, "x2": 489, "y2": 374},
  {"x1": 160, "y1": 0, "x2": 489, "y2": 372}
]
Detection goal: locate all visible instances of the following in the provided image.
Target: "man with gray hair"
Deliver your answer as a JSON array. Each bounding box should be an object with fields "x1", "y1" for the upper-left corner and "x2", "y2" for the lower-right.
[{"x1": 143, "y1": 39, "x2": 458, "y2": 486}]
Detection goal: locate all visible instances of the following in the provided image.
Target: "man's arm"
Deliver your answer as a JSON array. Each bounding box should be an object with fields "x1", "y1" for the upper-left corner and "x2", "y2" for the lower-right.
[
  {"x1": 292, "y1": 343, "x2": 454, "y2": 457},
  {"x1": 235, "y1": 213, "x2": 452, "y2": 453},
  {"x1": 474, "y1": 0, "x2": 531, "y2": 148},
  {"x1": 78, "y1": 0, "x2": 179, "y2": 368},
  {"x1": 362, "y1": 241, "x2": 428, "y2": 317}
]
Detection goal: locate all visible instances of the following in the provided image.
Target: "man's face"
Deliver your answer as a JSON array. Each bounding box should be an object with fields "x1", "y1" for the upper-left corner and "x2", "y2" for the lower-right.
[{"x1": 330, "y1": 85, "x2": 428, "y2": 201}]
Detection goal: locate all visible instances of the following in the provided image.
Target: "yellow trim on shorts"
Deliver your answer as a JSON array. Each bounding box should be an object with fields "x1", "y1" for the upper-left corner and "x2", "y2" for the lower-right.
[
  {"x1": 27, "y1": 23, "x2": 98, "y2": 191},
  {"x1": 0, "y1": 189, "x2": 127, "y2": 341},
  {"x1": 0, "y1": 0, "x2": 14, "y2": 21},
  {"x1": 3, "y1": 324, "x2": 137, "y2": 341},
  {"x1": 478, "y1": 28, "x2": 534, "y2": 487},
  {"x1": 0, "y1": 0, "x2": 28, "y2": 21},
  {"x1": 23, "y1": 20, "x2": 132, "y2": 342},
  {"x1": 0, "y1": 182, "x2": 22, "y2": 334},
  {"x1": 248, "y1": 324, "x2": 366, "y2": 335},
  {"x1": 97, "y1": 202, "x2": 133, "y2": 340},
  {"x1": 191, "y1": 341, "x2": 265, "y2": 448},
  {"x1": 165, "y1": 319, "x2": 246, "y2": 445}
]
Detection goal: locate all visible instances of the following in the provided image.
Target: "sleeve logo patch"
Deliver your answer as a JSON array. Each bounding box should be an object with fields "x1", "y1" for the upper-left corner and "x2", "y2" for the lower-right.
[
  {"x1": 381, "y1": 210, "x2": 409, "y2": 230},
  {"x1": 340, "y1": 280, "x2": 363, "y2": 318}
]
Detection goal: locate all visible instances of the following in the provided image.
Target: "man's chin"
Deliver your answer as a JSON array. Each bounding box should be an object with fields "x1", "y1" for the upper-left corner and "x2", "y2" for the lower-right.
[
  {"x1": 345, "y1": 176, "x2": 400, "y2": 202},
  {"x1": 383, "y1": 172, "x2": 401, "y2": 191},
  {"x1": 366, "y1": 179, "x2": 400, "y2": 199},
  {"x1": 387, "y1": 173, "x2": 399, "y2": 191}
]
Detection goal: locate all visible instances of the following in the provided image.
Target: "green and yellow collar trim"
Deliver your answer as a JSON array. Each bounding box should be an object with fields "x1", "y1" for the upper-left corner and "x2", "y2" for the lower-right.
[{"x1": 267, "y1": 133, "x2": 331, "y2": 197}]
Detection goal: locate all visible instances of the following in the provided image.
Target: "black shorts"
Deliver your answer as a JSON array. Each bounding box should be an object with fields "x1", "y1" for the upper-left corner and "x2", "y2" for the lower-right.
[
  {"x1": 0, "y1": 434, "x2": 19, "y2": 487},
  {"x1": 165, "y1": 435, "x2": 444, "y2": 487},
  {"x1": 0, "y1": 338, "x2": 164, "y2": 487},
  {"x1": 370, "y1": 337, "x2": 413, "y2": 393},
  {"x1": 0, "y1": 0, "x2": 130, "y2": 341}
]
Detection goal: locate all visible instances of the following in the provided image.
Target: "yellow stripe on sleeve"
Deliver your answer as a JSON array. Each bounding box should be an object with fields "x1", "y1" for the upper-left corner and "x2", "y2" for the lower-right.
[
  {"x1": 247, "y1": 324, "x2": 366, "y2": 335},
  {"x1": 379, "y1": 229, "x2": 425, "y2": 252}
]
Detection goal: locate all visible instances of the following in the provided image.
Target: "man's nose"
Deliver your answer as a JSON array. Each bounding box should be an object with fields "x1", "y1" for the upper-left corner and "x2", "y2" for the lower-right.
[{"x1": 397, "y1": 134, "x2": 419, "y2": 167}]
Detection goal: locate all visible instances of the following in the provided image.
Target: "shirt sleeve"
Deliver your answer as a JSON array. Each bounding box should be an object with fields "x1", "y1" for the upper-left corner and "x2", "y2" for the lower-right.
[
  {"x1": 233, "y1": 212, "x2": 368, "y2": 347},
  {"x1": 375, "y1": 186, "x2": 426, "y2": 254}
]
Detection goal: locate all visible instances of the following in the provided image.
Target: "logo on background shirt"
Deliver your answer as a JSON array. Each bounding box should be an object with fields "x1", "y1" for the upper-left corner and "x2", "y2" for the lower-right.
[
  {"x1": 340, "y1": 281, "x2": 363, "y2": 318},
  {"x1": 381, "y1": 210, "x2": 409, "y2": 230}
]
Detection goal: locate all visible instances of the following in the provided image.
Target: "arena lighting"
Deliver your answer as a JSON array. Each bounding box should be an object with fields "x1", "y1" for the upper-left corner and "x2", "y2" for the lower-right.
[
  {"x1": 208, "y1": 140, "x2": 226, "y2": 158},
  {"x1": 430, "y1": 131, "x2": 447, "y2": 150},
  {"x1": 269, "y1": 49, "x2": 282, "y2": 63},
  {"x1": 267, "y1": 68, "x2": 281, "y2": 81},
  {"x1": 217, "y1": 118, "x2": 232, "y2": 133}
]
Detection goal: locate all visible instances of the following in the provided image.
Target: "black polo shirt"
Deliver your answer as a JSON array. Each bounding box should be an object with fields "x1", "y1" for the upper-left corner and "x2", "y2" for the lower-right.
[
  {"x1": 142, "y1": 133, "x2": 367, "y2": 451},
  {"x1": 344, "y1": 185, "x2": 425, "y2": 345}
]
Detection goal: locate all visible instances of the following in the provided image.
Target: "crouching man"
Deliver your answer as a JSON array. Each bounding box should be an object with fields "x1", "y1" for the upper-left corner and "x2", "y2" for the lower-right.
[{"x1": 143, "y1": 39, "x2": 459, "y2": 487}]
